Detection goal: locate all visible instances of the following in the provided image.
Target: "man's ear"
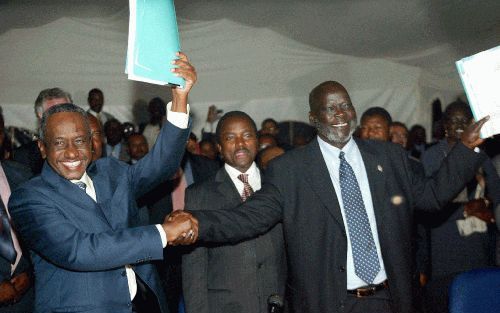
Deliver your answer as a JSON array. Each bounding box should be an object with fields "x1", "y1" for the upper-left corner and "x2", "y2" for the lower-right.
[
  {"x1": 37, "y1": 140, "x2": 47, "y2": 159},
  {"x1": 216, "y1": 143, "x2": 223, "y2": 159},
  {"x1": 308, "y1": 111, "x2": 316, "y2": 125}
]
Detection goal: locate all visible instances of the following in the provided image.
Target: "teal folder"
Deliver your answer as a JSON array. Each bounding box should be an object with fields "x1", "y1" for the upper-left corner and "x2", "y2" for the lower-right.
[{"x1": 127, "y1": 0, "x2": 185, "y2": 87}]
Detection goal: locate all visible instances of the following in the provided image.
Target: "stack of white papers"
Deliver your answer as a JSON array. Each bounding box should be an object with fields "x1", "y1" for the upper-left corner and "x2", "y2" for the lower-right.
[
  {"x1": 126, "y1": 0, "x2": 184, "y2": 87},
  {"x1": 456, "y1": 45, "x2": 500, "y2": 138}
]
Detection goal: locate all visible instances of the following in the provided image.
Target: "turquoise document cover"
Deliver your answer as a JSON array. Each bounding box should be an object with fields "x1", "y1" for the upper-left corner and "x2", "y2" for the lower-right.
[{"x1": 127, "y1": 0, "x2": 185, "y2": 87}]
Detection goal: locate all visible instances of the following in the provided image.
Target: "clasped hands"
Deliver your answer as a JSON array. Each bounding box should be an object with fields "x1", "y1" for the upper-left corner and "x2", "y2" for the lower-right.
[{"x1": 162, "y1": 211, "x2": 199, "y2": 246}]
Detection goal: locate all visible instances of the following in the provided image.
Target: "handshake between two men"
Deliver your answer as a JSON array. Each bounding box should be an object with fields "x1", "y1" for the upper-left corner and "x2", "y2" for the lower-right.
[{"x1": 162, "y1": 211, "x2": 199, "y2": 246}]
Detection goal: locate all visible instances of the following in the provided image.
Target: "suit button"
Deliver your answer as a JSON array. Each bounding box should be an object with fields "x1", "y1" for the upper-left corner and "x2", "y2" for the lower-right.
[
  {"x1": 339, "y1": 266, "x2": 346, "y2": 272},
  {"x1": 122, "y1": 271, "x2": 126, "y2": 276},
  {"x1": 257, "y1": 263, "x2": 263, "y2": 269}
]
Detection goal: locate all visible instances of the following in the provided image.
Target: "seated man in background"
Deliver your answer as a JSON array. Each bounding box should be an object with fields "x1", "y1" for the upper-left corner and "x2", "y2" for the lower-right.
[
  {"x1": 8, "y1": 52, "x2": 197, "y2": 313},
  {"x1": 182, "y1": 111, "x2": 286, "y2": 313}
]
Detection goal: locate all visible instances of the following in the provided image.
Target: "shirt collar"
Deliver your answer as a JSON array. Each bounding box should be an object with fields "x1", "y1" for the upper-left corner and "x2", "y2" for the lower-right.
[
  {"x1": 317, "y1": 136, "x2": 356, "y2": 159},
  {"x1": 224, "y1": 162, "x2": 258, "y2": 180},
  {"x1": 71, "y1": 172, "x2": 92, "y2": 186}
]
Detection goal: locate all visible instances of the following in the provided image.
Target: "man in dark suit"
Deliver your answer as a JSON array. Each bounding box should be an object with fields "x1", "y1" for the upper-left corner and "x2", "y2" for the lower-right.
[
  {"x1": 0, "y1": 112, "x2": 34, "y2": 312},
  {"x1": 182, "y1": 111, "x2": 286, "y2": 313},
  {"x1": 174, "y1": 81, "x2": 488, "y2": 313},
  {"x1": 8, "y1": 52, "x2": 198, "y2": 313}
]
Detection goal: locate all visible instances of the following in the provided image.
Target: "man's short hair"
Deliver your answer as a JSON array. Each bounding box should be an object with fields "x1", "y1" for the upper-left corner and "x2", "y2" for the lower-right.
[
  {"x1": 360, "y1": 106, "x2": 393, "y2": 125},
  {"x1": 308, "y1": 81, "x2": 347, "y2": 112},
  {"x1": 390, "y1": 121, "x2": 408, "y2": 131},
  {"x1": 215, "y1": 111, "x2": 257, "y2": 144},
  {"x1": 443, "y1": 99, "x2": 472, "y2": 122},
  {"x1": 39, "y1": 103, "x2": 90, "y2": 144},
  {"x1": 261, "y1": 118, "x2": 278, "y2": 127},
  {"x1": 88, "y1": 88, "x2": 103, "y2": 99},
  {"x1": 34, "y1": 88, "x2": 73, "y2": 117}
]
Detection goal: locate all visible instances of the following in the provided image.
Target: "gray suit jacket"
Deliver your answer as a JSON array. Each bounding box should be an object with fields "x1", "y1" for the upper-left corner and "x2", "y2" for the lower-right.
[
  {"x1": 182, "y1": 167, "x2": 286, "y2": 313},
  {"x1": 194, "y1": 138, "x2": 484, "y2": 313}
]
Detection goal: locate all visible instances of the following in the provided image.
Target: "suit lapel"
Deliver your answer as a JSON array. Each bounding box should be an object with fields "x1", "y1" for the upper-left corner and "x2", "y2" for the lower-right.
[
  {"x1": 87, "y1": 163, "x2": 114, "y2": 227},
  {"x1": 215, "y1": 168, "x2": 242, "y2": 205},
  {"x1": 41, "y1": 163, "x2": 110, "y2": 227},
  {"x1": 303, "y1": 140, "x2": 345, "y2": 229},
  {"x1": 355, "y1": 139, "x2": 388, "y2": 240}
]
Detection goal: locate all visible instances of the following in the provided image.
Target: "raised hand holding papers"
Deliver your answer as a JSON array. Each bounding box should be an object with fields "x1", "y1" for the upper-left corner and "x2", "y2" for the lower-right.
[
  {"x1": 126, "y1": 0, "x2": 184, "y2": 87},
  {"x1": 456, "y1": 45, "x2": 500, "y2": 138}
]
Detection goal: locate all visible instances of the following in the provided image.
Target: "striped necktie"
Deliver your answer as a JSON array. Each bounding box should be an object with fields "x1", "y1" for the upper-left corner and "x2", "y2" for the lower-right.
[{"x1": 237, "y1": 174, "x2": 254, "y2": 202}]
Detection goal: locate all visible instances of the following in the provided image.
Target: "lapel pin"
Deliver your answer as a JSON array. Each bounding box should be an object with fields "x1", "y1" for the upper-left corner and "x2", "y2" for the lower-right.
[{"x1": 377, "y1": 165, "x2": 383, "y2": 172}]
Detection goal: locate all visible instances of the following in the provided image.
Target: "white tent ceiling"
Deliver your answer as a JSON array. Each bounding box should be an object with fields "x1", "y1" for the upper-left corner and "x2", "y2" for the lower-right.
[{"x1": 0, "y1": 0, "x2": 498, "y2": 135}]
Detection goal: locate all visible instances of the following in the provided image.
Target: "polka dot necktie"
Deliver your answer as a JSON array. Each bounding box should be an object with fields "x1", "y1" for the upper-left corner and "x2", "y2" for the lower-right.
[
  {"x1": 74, "y1": 181, "x2": 87, "y2": 191},
  {"x1": 237, "y1": 174, "x2": 254, "y2": 202},
  {"x1": 339, "y1": 151, "x2": 380, "y2": 284}
]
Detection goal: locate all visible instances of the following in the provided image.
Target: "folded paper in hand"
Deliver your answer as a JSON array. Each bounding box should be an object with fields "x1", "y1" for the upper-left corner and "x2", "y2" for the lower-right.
[
  {"x1": 126, "y1": 0, "x2": 185, "y2": 87},
  {"x1": 456, "y1": 45, "x2": 500, "y2": 138}
]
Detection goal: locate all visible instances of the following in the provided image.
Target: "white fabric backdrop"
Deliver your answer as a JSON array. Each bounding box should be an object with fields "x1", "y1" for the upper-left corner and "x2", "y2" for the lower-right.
[{"x1": 0, "y1": 5, "x2": 471, "y2": 137}]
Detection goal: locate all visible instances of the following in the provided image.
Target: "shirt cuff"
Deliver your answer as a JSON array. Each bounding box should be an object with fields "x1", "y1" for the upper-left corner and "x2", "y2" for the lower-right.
[
  {"x1": 166, "y1": 101, "x2": 190, "y2": 129},
  {"x1": 155, "y1": 224, "x2": 167, "y2": 248}
]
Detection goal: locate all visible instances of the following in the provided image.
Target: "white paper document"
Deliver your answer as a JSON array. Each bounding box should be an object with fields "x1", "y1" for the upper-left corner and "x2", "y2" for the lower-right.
[
  {"x1": 456, "y1": 45, "x2": 500, "y2": 138},
  {"x1": 126, "y1": 0, "x2": 184, "y2": 87}
]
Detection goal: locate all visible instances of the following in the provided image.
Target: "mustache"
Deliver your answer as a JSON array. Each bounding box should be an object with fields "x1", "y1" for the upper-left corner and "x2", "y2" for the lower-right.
[{"x1": 235, "y1": 148, "x2": 250, "y2": 154}]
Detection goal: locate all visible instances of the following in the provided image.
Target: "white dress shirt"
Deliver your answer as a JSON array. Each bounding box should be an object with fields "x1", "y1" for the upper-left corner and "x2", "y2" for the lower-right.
[
  {"x1": 317, "y1": 137, "x2": 387, "y2": 289},
  {"x1": 224, "y1": 162, "x2": 261, "y2": 195},
  {"x1": 71, "y1": 102, "x2": 189, "y2": 300}
]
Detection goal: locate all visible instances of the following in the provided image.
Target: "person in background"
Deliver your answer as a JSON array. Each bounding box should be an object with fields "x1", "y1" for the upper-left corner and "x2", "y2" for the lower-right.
[
  {"x1": 198, "y1": 139, "x2": 218, "y2": 161},
  {"x1": 104, "y1": 118, "x2": 130, "y2": 163},
  {"x1": 260, "y1": 118, "x2": 279, "y2": 137},
  {"x1": 359, "y1": 107, "x2": 392, "y2": 142},
  {"x1": 256, "y1": 146, "x2": 285, "y2": 171},
  {"x1": 142, "y1": 97, "x2": 167, "y2": 151},
  {"x1": 87, "y1": 114, "x2": 104, "y2": 162},
  {"x1": 13, "y1": 87, "x2": 72, "y2": 174},
  {"x1": 420, "y1": 100, "x2": 499, "y2": 313},
  {"x1": 389, "y1": 121, "x2": 409, "y2": 149},
  {"x1": 408, "y1": 125, "x2": 428, "y2": 160},
  {"x1": 182, "y1": 111, "x2": 286, "y2": 313},
  {"x1": 258, "y1": 133, "x2": 277, "y2": 151},
  {"x1": 87, "y1": 88, "x2": 115, "y2": 126},
  {"x1": 122, "y1": 122, "x2": 137, "y2": 141},
  {"x1": 186, "y1": 132, "x2": 198, "y2": 155},
  {"x1": 0, "y1": 111, "x2": 34, "y2": 312}
]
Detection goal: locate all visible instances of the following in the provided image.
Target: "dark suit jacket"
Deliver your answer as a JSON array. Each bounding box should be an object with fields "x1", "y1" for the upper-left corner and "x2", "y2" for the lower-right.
[
  {"x1": 146, "y1": 153, "x2": 220, "y2": 225},
  {"x1": 0, "y1": 161, "x2": 33, "y2": 313},
  {"x1": 9, "y1": 121, "x2": 189, "y2": 313},
  {"x1": 12, "y1": 141, "x2": 43, "y2": 175},
  {"x1": 182, "y1": 167, "x2": 286, "y2": 313},
  {"x1": 194, "y1": 137, "x2": 484, "y2": 313}
]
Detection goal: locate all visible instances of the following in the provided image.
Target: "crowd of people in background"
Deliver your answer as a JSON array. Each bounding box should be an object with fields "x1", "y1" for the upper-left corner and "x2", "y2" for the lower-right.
[{"x1": 0, "y1": 78, "x2": 499, "y2": 313}]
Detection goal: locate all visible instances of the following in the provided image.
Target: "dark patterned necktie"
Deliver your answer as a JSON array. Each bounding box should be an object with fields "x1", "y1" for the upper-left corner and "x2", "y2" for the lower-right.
[
  {"x1": 237, "y1": 174, "x2": 254, "y2": 202},
  {"x1": 339, "y1": 151, "x2": 380, "y2": 284},
  {"x1": 0, "y1": 199, "x2": 17, "y2": 264},
  {"x1": 75, "y1": 181, "x2": 87, "y2": 191}
]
